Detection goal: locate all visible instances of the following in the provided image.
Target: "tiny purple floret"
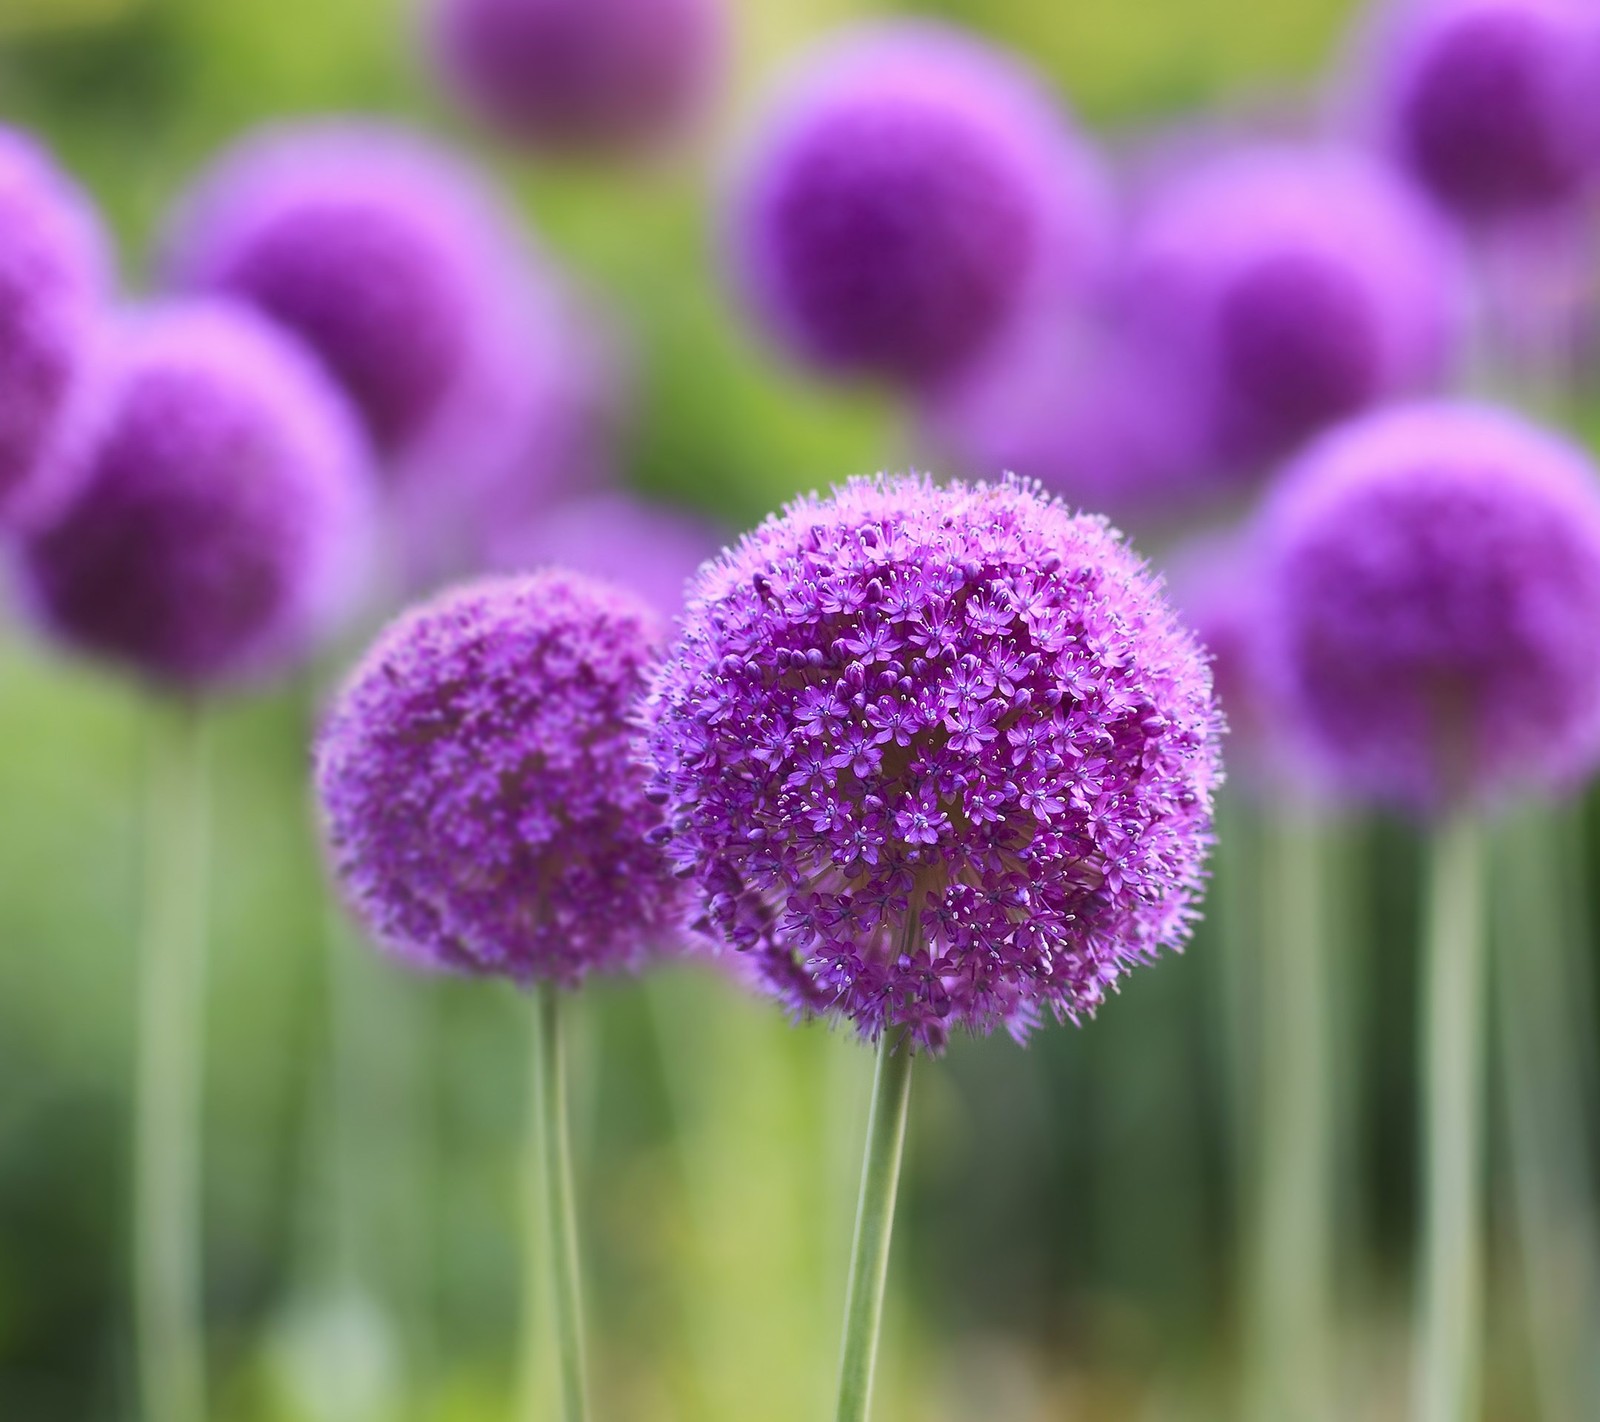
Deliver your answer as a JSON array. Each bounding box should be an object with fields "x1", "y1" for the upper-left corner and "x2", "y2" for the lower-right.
[{"x1": 643, "y1": 474, "x2": 1222, "y2": 1051}]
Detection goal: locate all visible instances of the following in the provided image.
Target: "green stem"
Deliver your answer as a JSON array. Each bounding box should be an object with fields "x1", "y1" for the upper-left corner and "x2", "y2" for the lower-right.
[
  {"x1": 1251, "y1": 806, "x2": 1334, "y2": 1422},
  {"x1": 834, "y1": 1029, "x2": 914, "y2": 1422},
  {"x1": 1415, "y1": 813, "x2": 1487, "y2": 1422},
  {"x1": 1494, "y1": 808, "x2": 1600, "y2": 1421},
  {"x1": 529, "y1": 983, "x2": 589, "y2": 1422},
  {"x1": 134, "y1": 701, "x2": 211, "y2": 1422}
]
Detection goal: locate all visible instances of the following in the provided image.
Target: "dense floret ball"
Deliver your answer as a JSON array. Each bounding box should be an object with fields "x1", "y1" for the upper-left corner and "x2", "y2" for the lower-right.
[
  {"x1": 0, "y1": 127, "x2": 111, "y2": 528},
  {"x1": 1255, "y1": 402, "x2": 1600, "y2": 811},
  {"x1": 428, "y1": 0, "x2": 725, "y2": 154},
  {"x1": 15, "y1": 302, "x2": 374, "y2": 688},
  {"x1": 643, "y1": 474, "x2": 1222, "y2": 1050},
  {"x1": 316, "y1": 571, "x2": 682, "y2": 983},
  {"x1": 730, "y1": 23, "x2": 1106, "y2": 389},
  {"x1": 1120, "y1": 145, "x2": 1461, "y2": 475},
  {"x1": 487, "y1": 490, "x2": 722, "y2": 616},
  {"x1": 921, "y1": 301, "x2": 1204, "y2": 524},
  {"x1": 1376, "y1": 0, "x2": 1600, "y2": 222},
  {"x1": 163, "y1": 124, "x2": 578, "y2": 578}
]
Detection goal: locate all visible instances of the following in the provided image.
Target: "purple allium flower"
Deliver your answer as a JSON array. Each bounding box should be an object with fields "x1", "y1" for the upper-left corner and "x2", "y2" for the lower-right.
[
  {"x1": 316, "y1": 570, "x2": 683, "y2": 983},
  {"x1": 920, "y1": 296, "x2": 1206, "y2": 524},
  {"x1": 1119, "y1": 145, "x2": 1462, "y2": 477},
  {"x1": 163, "y1": 124, "x2": 590, "y2": 577},
  {"x1": 0, "y1": 126, "x2": 111, "y2": 530},
  {"x1": 1373, "y1": 0, "x2": 1600, "y2": 223},
  {"x1": 1162, "y1": 529, "x2": 1275, "y2": 783},
  {"x1": 729, "y1": 23, "x2": 1108, "y2": 390},
  {"x1": 1254, "y1": 402, "x2": 1600, "y2": 812},
  {"x1": 14, "y1": 301, "x2": 374, "y2": 689},
  {"x1": 486, "y1": 490, "x2": 722, "y2": 617},
  {"x1": 642, "y1": 474, "x2": 1222, "y2": 1051},
  {"x1": 427, "y1": 0, "x2": 725, "y2": 154}
]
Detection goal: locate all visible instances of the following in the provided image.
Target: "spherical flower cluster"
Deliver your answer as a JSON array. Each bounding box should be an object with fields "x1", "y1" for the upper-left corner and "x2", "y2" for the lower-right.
[
  {"x1": 0, "y1": 126, "x2": 110, "y2": 529},
  {"x1": 15, "y1": 301, "x2": 374, "y2": 688},
  {"x1": 643, "y1": 474, "x2": 1222, "y2": 1050},
  {"x1": 921, "y1": 299, "x2": 1204, "y2": 524},
  {"x1": 1376, "y1": 0, "x2": 1600, "y2": 223},
  {"x1": 1120, "y1": 145, "x2": 1461, "y2": 475},
  {"x1": 1162, "y1": 529, "x2": 1272, "y2": 777},
  {"x1": 730, "y1": 23, "x2": 1107, "y2": 390},
  {"x1": 162, "y1": 124, "x2": 584, "y2": 576},
  {"x1": 486, "y1": 490, "x2": 722, "y2": 616},
  {"x1": 316, "y1": 571, "x2": 683, "y2": 983},
  {"x1": 1254, "y1": 402, "x2": 1600, "y2": 812},
  {"x1": 427, "y1": 0, "x2": 725, "y2": 154}
]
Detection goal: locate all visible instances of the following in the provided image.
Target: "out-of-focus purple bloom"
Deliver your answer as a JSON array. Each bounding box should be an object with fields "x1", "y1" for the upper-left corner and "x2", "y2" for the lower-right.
[
  {"x1": 15, "y1": 301, "x2": 375, "y2": 689},
  {"x1": 729, "y1": 23, "x2": 1107, "y2": 390},
  {"x1": 427, "y1": 0, "x2": 725, "y2": 155},
  {"x1": 919, "y1": 297, "x2": 1207, "y2": 525},
  {"x1": 486, "y1": 490, "x2": 722, "y2": 617},
  {"x1": 643, "y1": 473, "x2": 1222, "y2": 1051},
  {"x1": 316, "y1": 570, "x2": 683, "y2": 983},
  {"x1": 1119, "y1": 145, "x2": 1463, "y2": 478},
  {"x1": 163, "y1": 123, "x2": 606, "y2": 581},
  {"x1": 0, "y1": 127, "x2": 111, "y2": 530},
  {"x1": 1254, "y1": 401, "x2": 1600, "y2": 812},
  {"x1": 1162, "y1": 529, "x2": 1273, "y2": 782},
  {"x1": 1372, "y1": 0, "x2": 1600, "y2": 224}
]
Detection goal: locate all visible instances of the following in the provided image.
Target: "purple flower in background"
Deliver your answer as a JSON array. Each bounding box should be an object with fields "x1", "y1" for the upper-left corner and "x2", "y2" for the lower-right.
[
  {"x1": 1162, "y1": 528, "x2": 1275, "y2": 783},
  {"x1": 729, "y1": 22, "x2": 1108, "y2": 390},
  {"x1": 1254, "y1": 402, "x2": 1600, "y2": 811},
  {"x1": 428, "y1": 0, "x2": 725, "y2": 154},
  {"x1": 15, "y1": 301, "x2": 375, "y2": 688},
  {"x1": 316, "y1": 571, "x2": 683, "y2": 982},
  {"x1": 486, "y1": 490, "x2": 723, "y2": 616},
  {"x1": 1372, "y1": 0, "x2": 1600, "y2": 223},
  {"x1": 643, "y1": 474, "x2": 1222, "y2": 1051},
  {"x1": 1119, "y1": 145, "x2": 1463, "y2": 477},
  {"x1": 0, "y1": 126, "x2": 111, "y2": 530},
  {"x1": 920, "y1": 296, "x2": 1207, "y2": 525},
  {"x1": 163, "y1": 124, "x2": 605, "y2": 580}
]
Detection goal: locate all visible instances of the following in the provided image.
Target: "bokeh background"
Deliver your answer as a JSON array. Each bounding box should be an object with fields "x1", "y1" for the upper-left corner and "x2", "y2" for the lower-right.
[{"x1": 1, "y1": 1, "x2": 1596, "y2": 1419}]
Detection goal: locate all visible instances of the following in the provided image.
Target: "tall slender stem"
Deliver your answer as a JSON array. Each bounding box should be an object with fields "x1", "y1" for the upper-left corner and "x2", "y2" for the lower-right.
[
  {"x1": 1414, "y1": 813, "x2": 1487, "y2": 1422},
  {"x1": 834, "y1": 1028, "x2": 914, "y2": 1422},
  {"x1": 1495, "y1": 808, "x2": 1600, "y2": 1421},
  {"x1": 529, "y1": 982, "x2": 589, "y2": 1422},
  {"x1": 1251, "y1": 806, "x2": 1334, "y2": 1422},
  {"x1": 134, "y1": 700, "x2": 211, "y2": 1422}
]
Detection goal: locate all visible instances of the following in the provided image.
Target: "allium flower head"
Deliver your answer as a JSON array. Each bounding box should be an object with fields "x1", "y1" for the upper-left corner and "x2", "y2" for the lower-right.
[
  {"x1": 428, "y1": 0, "x2": 725, "y2": 154},
  {"x1": 1255, "y1": 401, "x2": 1600, "y2": 811},
  {"x1": 163, "y1": 124, "x2": 584, "y2": 576},
  {"x1": 1374, "y1": 0, "x2": 1600, "y2": 222},
  {"x1": 0, "y1": 126, "x2": 111, "y2": 529},
  {"x1": 921, "y1": 298, "x2": 1204, "y2": 524},
  {"x1": 487, "y1": 490, "x2": 722, "y2": 617},
  {"x1": 15, "y1": 301, "x2": 374, "y2": 688},
  {"x1": 1121, "y1": 145, "x2": 1462, "y2": 476},
  {"x1": 316, "y1": 571, "x2": 682, "y2": 983},
  {"x1": 730, "y1": 23, "x2": 1108, "y2": 389},
  {"x1": 643, "y1": 474, "x2": 1222, "y2": 1051}
]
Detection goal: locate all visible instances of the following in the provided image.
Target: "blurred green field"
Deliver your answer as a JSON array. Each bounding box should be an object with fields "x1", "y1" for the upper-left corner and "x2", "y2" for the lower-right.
[{"x1": 2, "y1": 1, "x2": 1596, "y2": 1420}]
